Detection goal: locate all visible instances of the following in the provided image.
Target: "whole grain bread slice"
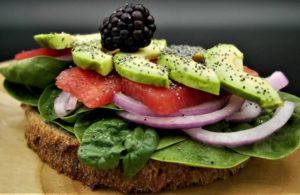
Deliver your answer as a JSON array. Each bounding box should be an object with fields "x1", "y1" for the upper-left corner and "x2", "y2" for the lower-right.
[{"x1": 23, "y1": 105, "x2": 247, "y2": 193}]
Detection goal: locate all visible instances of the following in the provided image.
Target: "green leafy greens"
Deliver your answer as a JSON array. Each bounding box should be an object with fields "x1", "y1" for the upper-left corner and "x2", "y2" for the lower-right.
[
  {"x1": 152, "y1": 140, "x2": 249, "y2": 168},
  {"x1": 78, "y1": 118, "x2": 159, "y2": 179},
  {"x1": 3, "y1": 79, "x2": 42, "y2": 106},
  {"x1": 38, "y1": 85, "x2": 61, "y2": 121},
  {"x1": 0, "y1": 56, "x2": 70, "y2": 88}
]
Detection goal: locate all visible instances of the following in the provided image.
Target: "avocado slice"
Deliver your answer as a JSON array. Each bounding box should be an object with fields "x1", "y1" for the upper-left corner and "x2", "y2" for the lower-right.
[
  {"x1": 74, "y1": 33, "x2": 101, "y2": 44},
  {"x1": 72, "y1": 40, "x2": 113, "y2": 76},
  {"x1": 157, "y1": 52, "x2": 220, "y2": 95},
  {"x1": 34, "y1": 32, "x2": 75, "y2": 49},
  {"x1": 204, "y1": 44, "x2": 282, "y2": 108},
  {"x1": 121, "y1": 39, "x2": 167, "y2": 60},
  {"x1": 114, "y1": 53, "x2": 169, "y2": 88},
  {"x1": 34, "y1": 32, "x2": 112, "y2": 76}
]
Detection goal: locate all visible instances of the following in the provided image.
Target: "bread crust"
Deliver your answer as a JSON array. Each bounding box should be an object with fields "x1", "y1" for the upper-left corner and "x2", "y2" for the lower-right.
[{"x1": 23, "y1": 105, "x2": 247, "y2": 193}]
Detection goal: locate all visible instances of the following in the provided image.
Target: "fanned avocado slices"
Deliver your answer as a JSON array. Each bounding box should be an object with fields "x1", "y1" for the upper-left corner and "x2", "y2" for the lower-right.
[
  {"x1": 157, "y1": 46, "x2": 220, "y2": 95},
  {"x1": 204, "y1": 44, "x2": 282, "y2": 108}
]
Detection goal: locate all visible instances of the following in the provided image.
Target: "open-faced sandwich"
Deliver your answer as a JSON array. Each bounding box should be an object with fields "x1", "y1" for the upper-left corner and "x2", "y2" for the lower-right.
[{"x1": 1, "y1": 3, "x2": 300, "y2": 194}]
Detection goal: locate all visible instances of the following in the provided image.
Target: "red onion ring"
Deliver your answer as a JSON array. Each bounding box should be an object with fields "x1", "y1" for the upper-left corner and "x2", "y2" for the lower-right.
[
  {"x1": 113, "y1": 93, "x2": 156, "y2": 116},
  {"x1": 65, "y1": 95, "x2": 78, "y2": 110},
  {"x1": 54, "y1": 91, "x2": 78, "y2": 117},
  {"x1": 117, "y1": 95, "x2": 244, "y2": 129},
  {"x1": 265, "y1": 71, "x2": 289, "y2": 91},
  {"x1": 113, "y1": 92, "x2": 229, "y2": 117},
  {"x1": 225, "y1": 101, "x2": 262, "y2": 123},
  {"x1": 168, "y1": 96, "x2": 230, "y2": 116},
  {"x1": 183, "y1": 101, "x2": 295, "y2": 147}
]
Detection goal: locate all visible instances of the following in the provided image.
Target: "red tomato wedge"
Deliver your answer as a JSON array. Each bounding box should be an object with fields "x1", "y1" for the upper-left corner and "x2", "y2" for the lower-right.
[
  {"x1": 244, "y1": 66, "x2": 259, "y2": 77},
  {"x1": 56, "y1": 67, "x2": 121, "y2": 108},
  {"x1": 15, "y1": 48, "x2": 71, "y2": 60},
  {"x1": 121, "y1": 78, "x2": 218, "y2": 115}
]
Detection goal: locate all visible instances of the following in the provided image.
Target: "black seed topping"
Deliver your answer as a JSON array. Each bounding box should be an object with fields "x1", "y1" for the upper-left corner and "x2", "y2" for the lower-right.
[
  {"x1": 100, "y1": 3, "x2": 156, "y2": 52},
  {"x1": 162, "y1": 45, "x2": 206, "y2": 59}
]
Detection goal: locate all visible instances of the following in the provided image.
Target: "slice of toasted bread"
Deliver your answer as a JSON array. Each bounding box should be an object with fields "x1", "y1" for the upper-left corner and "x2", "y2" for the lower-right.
[{"x1": 23, "y1": 105, "x2": 247, "y2": 193}]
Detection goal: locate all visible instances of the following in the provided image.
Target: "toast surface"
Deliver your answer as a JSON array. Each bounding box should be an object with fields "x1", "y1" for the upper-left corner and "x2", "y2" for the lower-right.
[{"x1": 23, "y1": 105, "x2": 246, "y2": 193}]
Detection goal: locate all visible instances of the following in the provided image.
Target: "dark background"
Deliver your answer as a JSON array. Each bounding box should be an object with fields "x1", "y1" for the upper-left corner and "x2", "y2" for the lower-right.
[{"x1": 1, "y1": 0, "x2": 300, "y2": 95}]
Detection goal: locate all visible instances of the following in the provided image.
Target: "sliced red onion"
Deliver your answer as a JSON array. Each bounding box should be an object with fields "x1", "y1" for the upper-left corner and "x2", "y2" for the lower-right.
[
  {"x1": 113, "y1": 92, "x2": 229, "y2": 117},
  {"x1": 265, "y1": 71, "x2": 289, "y2": 91},
  {"x1": 113, "y1": 93, "x2": 157, "y2": 116},
  {"x1": 183, "y1": 101, "x2": 295, "y2": 147},
  {"x1": 65, "y1": 94, "x2": 78, "y2": 110},
  {"x1": 54, "y1": 92, "x2": 70, "y2": 117},
  {"x1": 225, "y1": 101, "x2": 262, "y2": 123},
  {"x1": 168, "y1": 96, "x2": 229, "y2": 117},
  {"x1": 117, "y1": 95, "x2": 244, "y2": 129},
  {"x1": 54, "y1": 91, "x2": 78, "y2": 117}
]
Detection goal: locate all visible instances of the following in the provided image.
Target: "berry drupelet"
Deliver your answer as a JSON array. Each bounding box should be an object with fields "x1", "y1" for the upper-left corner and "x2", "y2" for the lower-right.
[{"x1": 99, "y1": 3, "x2": 156, "y2": 52}]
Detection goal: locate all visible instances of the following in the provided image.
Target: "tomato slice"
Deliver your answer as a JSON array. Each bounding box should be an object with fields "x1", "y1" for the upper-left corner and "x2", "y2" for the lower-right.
[
  {"x1": 56, "y1": 67, "x2": 122, "y2": 108},
  {"x1": 121, "y1": 78, "x2": 218, "y2": 115},
  {"x1": 15, "y1": 48, "x2": 71, "y2": 60},
  {"x1": 244, "y1": 66, "x2": 259, "y2": 77}
]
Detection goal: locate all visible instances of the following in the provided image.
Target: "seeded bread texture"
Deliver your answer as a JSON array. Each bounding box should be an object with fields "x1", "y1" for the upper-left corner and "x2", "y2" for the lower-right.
[{"x1": 23, "y1": 105, "x2": 247, "y2": 193}]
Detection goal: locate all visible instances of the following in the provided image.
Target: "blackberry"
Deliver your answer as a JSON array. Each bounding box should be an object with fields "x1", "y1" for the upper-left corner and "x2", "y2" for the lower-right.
[{"x1": 99, "y1": 3, "x2": 156, "y2": 52}]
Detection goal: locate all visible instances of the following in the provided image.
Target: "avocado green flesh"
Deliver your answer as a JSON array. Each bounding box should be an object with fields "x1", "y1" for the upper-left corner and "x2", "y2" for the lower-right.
[
  {"x1": 34, "y1": 32, "x2": 75, "y2": 49},
  {"x1": 157, "y1": 54, "x2": 220, "y2": 95},
  {"x1": 72, "y1": 42, "x2": 113, "y2": 76},
  {"x1": 204, "y1": 44, "x2": 282, "y2": 108},
  {"x1": 114, "y1": 54, "x2": 170, "y2": 88},
  {"x1": 34, "y1": 32, "x2": 101, "y2": 49},
  {"x1": 74, "y1": 33, "x2": 101, "y2": 44},
  {"x1": 122, "y1": 39, "x2": 167, "y2": 60}
]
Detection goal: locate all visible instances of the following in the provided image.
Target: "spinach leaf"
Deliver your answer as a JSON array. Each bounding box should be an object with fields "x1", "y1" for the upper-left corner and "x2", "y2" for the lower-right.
[
  {"x1": 231, "y1": 92, "x2": 300, "y2": 159},
  {"x1": 3, "y1": 79, "x2": 42, "y2": 106},
  {"x1": 78, "y1": 118, "x2": 159, "y2": 178},
  {"x1": 74, "y1": 109, "x2": 105, "y2": 142},
  {"x1": 51, "y1": 119, "x2": 75, "y2": 133},
  {"x1": 156, "y1": 134, "x2": 187, "y2": 150},
  {"x1": 60, "y1": 106, "x2": 91, "y2": 123},
  {"x1": 74, "y1": 106, "x2": 122, "y2": 142},
  {"x1": 38, "y1": 85, "x2": 61, "y2": 121},
  {"x1": 122, "y1": 127, "x2": 159, "y2": 179},
  {"x1": 281, "y1": 92, "x2": 300, "y2": 116},
  {"x1": 151, "y1": 140, "x2": 249, "y2": 168},
  {"x1": 78, "y1": 119, "x2": 130, "y2": 169},
  {"x1": 0, "y1": 56, "x2": 70, "y2": 88},
  {"x1": 61, "y1": 103, "x2": 121, "y2": 124},
  {"x1": 232, "y1": 116, "x2": 300, "y2": 159},
  {"x1": 101, "y1": 103, "x2": 123, "y2": 110}
]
